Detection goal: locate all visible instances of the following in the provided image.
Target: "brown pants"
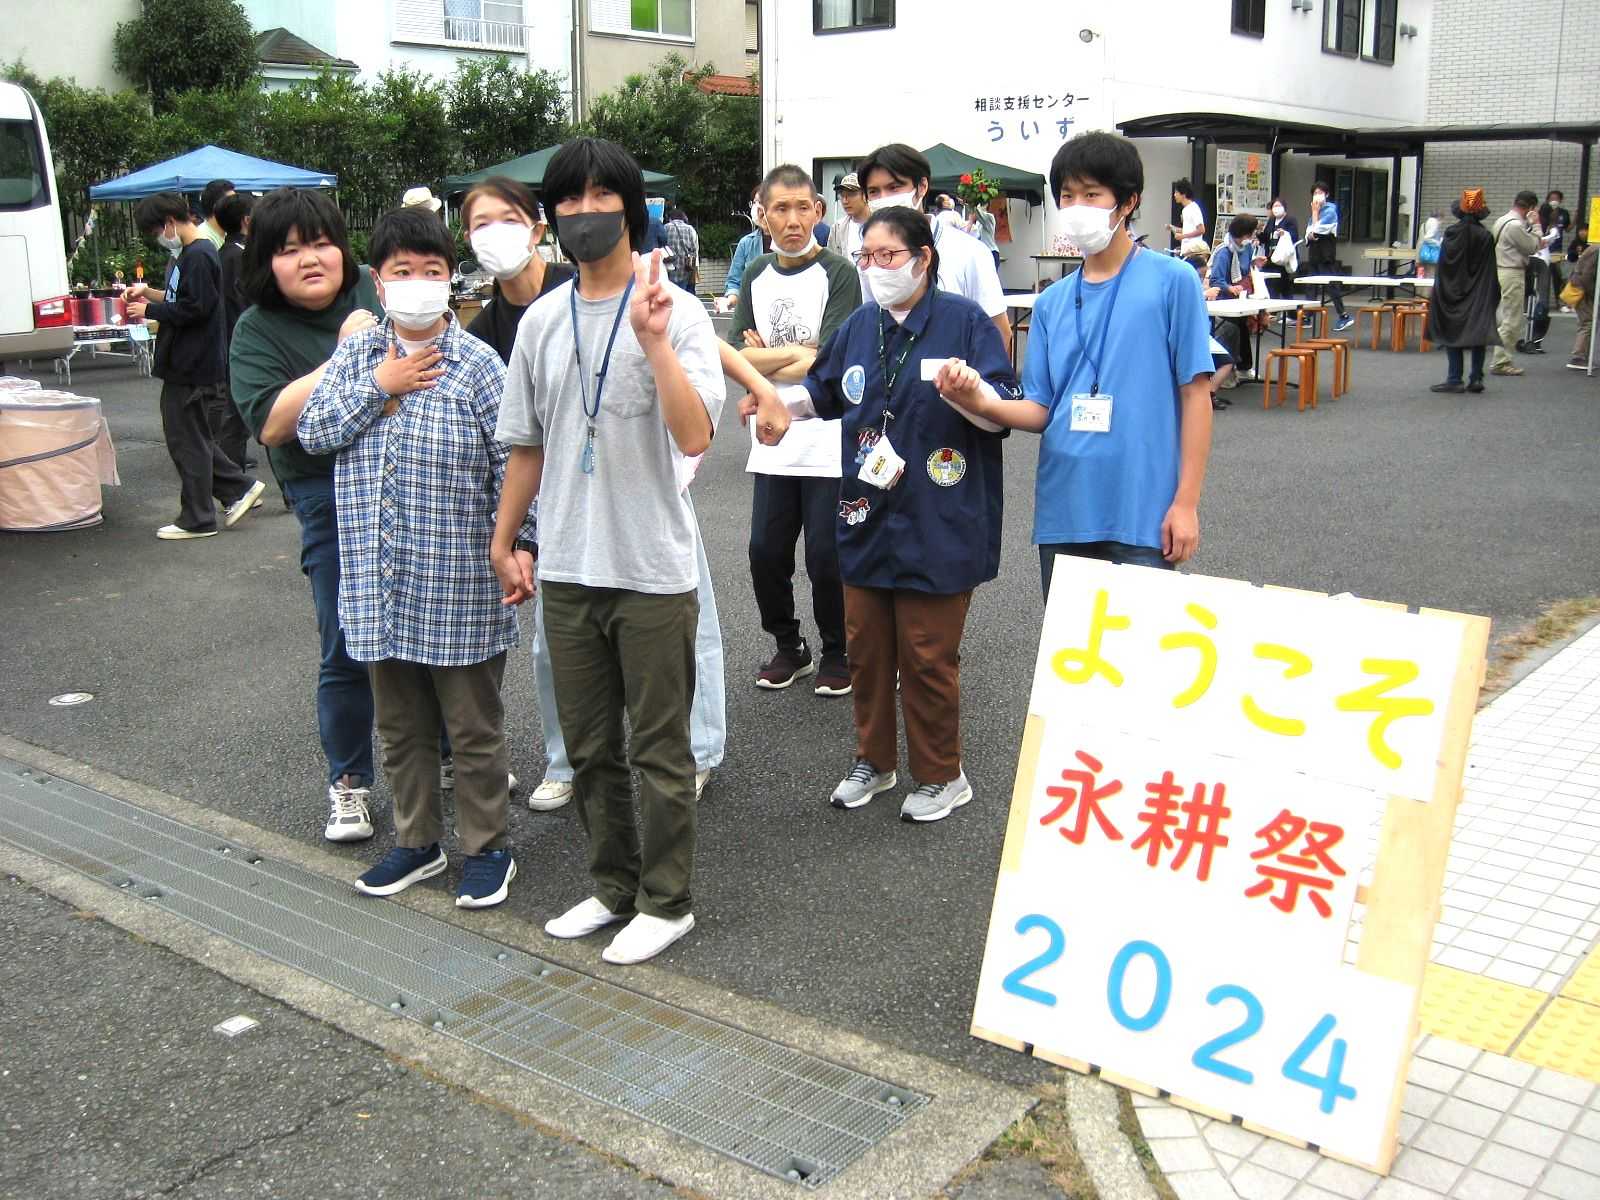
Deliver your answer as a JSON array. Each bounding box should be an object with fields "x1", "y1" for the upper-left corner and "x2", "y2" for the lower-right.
[
  {"x1": 369, "y1": 653, "x2": 508, "y2": 855},
  {"x1": 844, "y1": 585, "x2": 972, "y2": 785}
]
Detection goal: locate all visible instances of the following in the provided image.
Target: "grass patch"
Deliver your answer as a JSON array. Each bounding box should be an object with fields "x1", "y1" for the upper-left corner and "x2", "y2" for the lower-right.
[
  {"x1": 950, "y1": 1083, "x2": 1096, "y2": 1198},
  {"x1": 1482, "y1": 596, "x2": 1600, "y2": 698},
  {"x1": 1116, "y1": 1089, "x2": 1180, "y2": 1200}
]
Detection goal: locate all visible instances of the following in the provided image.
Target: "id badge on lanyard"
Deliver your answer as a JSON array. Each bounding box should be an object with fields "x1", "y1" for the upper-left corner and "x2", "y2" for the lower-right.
[{"x1": 1070, "y1": 247, "x2": 1135, "y2": 435}]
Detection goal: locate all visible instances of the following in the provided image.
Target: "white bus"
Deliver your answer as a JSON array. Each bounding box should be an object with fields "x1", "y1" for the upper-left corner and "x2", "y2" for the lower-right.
[{"x1": 0, "y1": 82, "x2": 72, "y2": 364}]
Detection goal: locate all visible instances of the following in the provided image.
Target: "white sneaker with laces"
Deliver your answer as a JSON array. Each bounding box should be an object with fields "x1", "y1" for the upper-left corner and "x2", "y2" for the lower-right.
[
  {"x1": 156, "y1": 524, "x2": 218, "y2": 540},
  {"x1": 324, "y1": 779, "x2": 374, "y2": 842},
  {"x1": 544, "y1": 896, "x2": 628, "y2": 939},
  {"x1": 223, "y1": 480, "x2": 267, "y2": 528},
  {"x1": 528, "y1": 777, "x2": 573, "y2": 811},
  {"x1": 602, "y1": 912, "x2": 695, "y2": 964}
]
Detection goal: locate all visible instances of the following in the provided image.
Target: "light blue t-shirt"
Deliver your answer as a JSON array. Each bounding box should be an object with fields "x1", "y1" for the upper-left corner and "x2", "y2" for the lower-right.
[{"x1": 1022, "y1": 248, "x2": 1214, "y2": 549}]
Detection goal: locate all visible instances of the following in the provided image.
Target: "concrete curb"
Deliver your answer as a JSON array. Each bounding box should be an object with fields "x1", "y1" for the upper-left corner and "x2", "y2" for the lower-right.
[{"x1": 0, "y1": 733, "x2": 1033, "y2": 1200}]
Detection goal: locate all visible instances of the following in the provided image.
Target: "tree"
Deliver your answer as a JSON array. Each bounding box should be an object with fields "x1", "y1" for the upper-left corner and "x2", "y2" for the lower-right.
[
  {"x1": 113, "y1": 0, "x2": 259, "y2": 112},
  {"x1": 372, "y1": 68, "x2": 453, "y2": 195},
  {"x1": 447, "y1": 56, "x2": 570, "y2": 171},
  {"x1": 581, "y1": 55, "x2": 758, "y2": 239}
]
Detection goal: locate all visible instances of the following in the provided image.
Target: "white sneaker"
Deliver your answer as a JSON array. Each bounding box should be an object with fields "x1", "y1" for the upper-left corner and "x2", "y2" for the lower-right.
[
  {"x1": 544, "y1": 896, "x2": 628, "y2": 939},
  {"x1": 156, "y1": 524, "x2": 218, "y2": 540},
  {"x1": 223, "y1": 479, "x2": 267, "y2": 528},
  {"x1": 602, "y1": 912, "x2": 695, "y2": 964},
  {"x1": 441, "y1": 757, "x2": 517, "y2": 796},
  {"x1": 528, "y1": 777, "x2": 573, "y2": 811},
  {"x1": 695, "y1": 770, "x2": 709, "y2": 801},
  {"x1": 324, "y1": 778, "x2": 374, "y2": 842}
]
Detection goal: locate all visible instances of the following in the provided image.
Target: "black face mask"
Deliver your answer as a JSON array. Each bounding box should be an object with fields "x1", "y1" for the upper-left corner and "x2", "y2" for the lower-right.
[{"x1": 557, "y1": 210, "x2": 627, "y2": 263}]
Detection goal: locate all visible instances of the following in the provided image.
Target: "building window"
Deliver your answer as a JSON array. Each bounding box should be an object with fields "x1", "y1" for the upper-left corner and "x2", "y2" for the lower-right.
[
  {"x1": 1322, "y1": 0, "x2": 1360, "y2": 57},
  {"x1": 590, "y1": 0, "x2": 693, "y2": 39},
  {"x1": 746, "y1": 0, "x2": 760, "y2": 54},
  {"x1": 814, "y1": 0, "x2": 894, "y2": 35},
  {"x1": 1363, "y1": 0, "x2": 1396, "y2": 64},
  {"x1": 1231, "y1": 0, "x2": 1264, "y2": 38},
  {"x1": 443, "y1": 0, "x2": 526, "y2": 49}
]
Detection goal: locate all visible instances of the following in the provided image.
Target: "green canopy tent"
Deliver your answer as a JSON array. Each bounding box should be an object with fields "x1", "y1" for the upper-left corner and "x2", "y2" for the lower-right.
[
  {"x1": 445, "y1": 146, "x2": 678, "y2": 198},
  {"x1": 920, "y1": 143, "x2": 1046, "y2": 207}
]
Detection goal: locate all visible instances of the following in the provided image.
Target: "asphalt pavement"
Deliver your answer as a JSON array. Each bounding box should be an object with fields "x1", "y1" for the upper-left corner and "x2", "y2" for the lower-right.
[{"x1": 1, "y1": 321, "x2": 1597, "y2": 1107}]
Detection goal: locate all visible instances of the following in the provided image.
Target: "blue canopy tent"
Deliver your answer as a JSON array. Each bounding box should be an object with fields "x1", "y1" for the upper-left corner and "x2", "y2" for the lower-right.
[{"x1": 89, "y1": 145, "x2": 337, "y2": 200}]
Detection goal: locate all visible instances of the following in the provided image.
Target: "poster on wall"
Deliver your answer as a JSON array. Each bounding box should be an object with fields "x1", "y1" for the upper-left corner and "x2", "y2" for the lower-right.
[
  {"x1": 970, "y1": 558, "x2": 1489, "y2": 1174},
  {"x1": 1217, "y1": 149, "x2": 1272, "y2": 215}
]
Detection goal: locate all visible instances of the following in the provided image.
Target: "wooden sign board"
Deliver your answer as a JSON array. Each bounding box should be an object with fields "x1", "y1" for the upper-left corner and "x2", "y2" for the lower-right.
[{"x1": 971, "y1": 558, "x2": 1488, "y2": 1173}]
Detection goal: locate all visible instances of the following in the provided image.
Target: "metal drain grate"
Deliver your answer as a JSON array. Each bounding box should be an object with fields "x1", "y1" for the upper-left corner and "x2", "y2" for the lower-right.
[{"x1": 0, "y1": 759, "x2": 926, "y2": 1187}]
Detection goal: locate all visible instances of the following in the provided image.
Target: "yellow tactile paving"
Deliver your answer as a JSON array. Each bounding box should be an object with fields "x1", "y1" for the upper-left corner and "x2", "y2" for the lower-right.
[
  {"x1": 1418, "y1": 963, "x2": 1546, "y2": 1054},
  {"x1": 1562, "y1": 946, "x2": 1600, "y2": 1007},
  {"x1": 1511, "y1": 998, "x2": 1600, "y2": 1082}
]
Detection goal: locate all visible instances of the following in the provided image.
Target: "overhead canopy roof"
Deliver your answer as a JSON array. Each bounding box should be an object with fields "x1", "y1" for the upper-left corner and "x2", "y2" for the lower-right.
[
  {"x1": 445, "y1": 145, "x2": 677, "y2": 197},
  {"x1": 921, "y1": 143, "x2": 1047, "y2": 206},
  {"x1": 1117, "y1": 113, "x2": 1600, "y2": 157},
  {"x1": 90, "y1": 145, "x2": 336, "y2": 199}
]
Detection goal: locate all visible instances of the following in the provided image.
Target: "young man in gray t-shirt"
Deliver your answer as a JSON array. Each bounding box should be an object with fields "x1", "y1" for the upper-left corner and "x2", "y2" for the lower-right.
[{"x1": 491, "y1": 139, "x2": 726, "y2": 965}]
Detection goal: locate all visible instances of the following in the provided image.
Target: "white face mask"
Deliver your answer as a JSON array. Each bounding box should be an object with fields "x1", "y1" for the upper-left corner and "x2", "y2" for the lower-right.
[
  {"x1": 1057, "y1": 204, "x2": 1124, "y2": 255},
  {"x1": 157, "y1": 224, "x2": 182, "y2": 254},
  {"x1": 1313, "y1": 192, "x2": 1327, "y2": 204},
  {"x1": 382, "y1": 279, "x2": 451, "y2": 332},
  {"x1": 749, "y1": 202, "x2": 764, "y2": 228},
  {"x1": 868, "y1": 189, "x2": 919, "y2": 214},
  {"x1": 1271, "y1": 204, "x2": 1285, "y2": 218},
  {"x1": 865, "y1": 258, "x2": 923, "y2": 308},
  {"x1": 470, "y1": 221, "x2": 535, "y2": 280}
]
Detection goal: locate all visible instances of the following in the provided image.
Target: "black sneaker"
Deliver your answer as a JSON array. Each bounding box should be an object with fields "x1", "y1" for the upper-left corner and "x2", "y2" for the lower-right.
[
  {"x1": 355, "y1": 844, "x2": 446, "y2": 897},
  {"x1": 1569, "y1": 358, "x2": 1588, "y2": 371},
  {"x1": 1429, "y1": 381, "x2": 1466, "y2": 394},
  {"x1": 756, "y1": 640, "x2": 816, "y2": 690},
  {"x1": 1466, "y1": 379, "x2": 1485, "y2": 394},
  {"x1": 814, "y1": 655, "x2": 852, "y2": 697}
]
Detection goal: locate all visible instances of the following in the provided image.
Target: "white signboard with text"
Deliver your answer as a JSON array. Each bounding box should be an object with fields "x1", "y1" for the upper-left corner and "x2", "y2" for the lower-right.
[{"x1": 972, "y1": 559, "x2": 1487, "y2": 1172}]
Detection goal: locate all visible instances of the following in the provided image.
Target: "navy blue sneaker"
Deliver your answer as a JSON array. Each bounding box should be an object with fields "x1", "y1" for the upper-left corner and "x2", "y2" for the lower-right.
[
  {"x1": 456, "y1": 848, "x2": 516, "y2": 909},
  {"x1": 354, "y1": 844, "x2": 446, "y2": 897}
]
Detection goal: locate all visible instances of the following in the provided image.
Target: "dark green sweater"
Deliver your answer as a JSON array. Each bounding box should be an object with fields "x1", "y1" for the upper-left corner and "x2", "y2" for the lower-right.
[{"x1": 229, "y1": 273, "x2": 382, "y2": 482}]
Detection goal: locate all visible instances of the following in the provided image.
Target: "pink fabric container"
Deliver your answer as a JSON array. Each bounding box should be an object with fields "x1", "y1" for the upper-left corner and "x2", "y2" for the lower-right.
[{"x1": 0, "y1": 386, "x2": 120, "y2": 531}]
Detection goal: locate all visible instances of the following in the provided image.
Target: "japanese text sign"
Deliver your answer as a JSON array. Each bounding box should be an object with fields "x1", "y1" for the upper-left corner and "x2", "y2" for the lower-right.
[{"x1": 973, "y1": 559, "x2": 1487, "y2": 1172}]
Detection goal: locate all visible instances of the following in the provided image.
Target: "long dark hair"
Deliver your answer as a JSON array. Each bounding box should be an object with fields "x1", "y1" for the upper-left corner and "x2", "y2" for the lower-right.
[
  {"x1": 240, "y1": 188, "x2": 360, "y2": 309},
  {"x1": 860, "y1": 207, "x2": 939, "y2": 291},
  {"x1": 542, "y1": 137, "x2": 649, "y2": 253}
]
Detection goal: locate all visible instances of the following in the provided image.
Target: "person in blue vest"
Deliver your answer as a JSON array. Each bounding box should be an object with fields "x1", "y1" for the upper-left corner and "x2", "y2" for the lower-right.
[{"x1": 745, "y1": 206, "x2": 1017, "y2": 824}]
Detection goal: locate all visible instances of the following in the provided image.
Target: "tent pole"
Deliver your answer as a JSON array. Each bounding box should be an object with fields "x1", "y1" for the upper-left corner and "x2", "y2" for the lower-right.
[{"x1": 1388, "y1": 154, "x2": 1401, "y2": 246}]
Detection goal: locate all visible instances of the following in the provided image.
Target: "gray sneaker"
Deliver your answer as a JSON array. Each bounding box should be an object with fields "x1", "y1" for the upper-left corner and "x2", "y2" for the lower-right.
[
  {"x1": 900, "y1": 772, "x2": 974, "y2": 823},
  {"x1": 830, "y1": 759, "x2": 897, "y2": 809}
]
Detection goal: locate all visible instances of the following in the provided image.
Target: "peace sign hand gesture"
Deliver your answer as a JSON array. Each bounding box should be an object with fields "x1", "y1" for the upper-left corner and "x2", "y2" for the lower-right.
[{"x1": 628, "y1": 249, "x2": 673, "y2": 347}]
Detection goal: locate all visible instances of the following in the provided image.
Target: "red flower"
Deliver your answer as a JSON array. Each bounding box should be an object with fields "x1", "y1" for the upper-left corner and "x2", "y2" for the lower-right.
[{"x1": 961, "y1": 173, "x2": 973, "y2": 184}]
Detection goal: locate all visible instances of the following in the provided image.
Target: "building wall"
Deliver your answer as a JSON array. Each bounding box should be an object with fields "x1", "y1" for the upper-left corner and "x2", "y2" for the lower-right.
[
  {"x1": 764, "y1": 1, "x2": 1432, "y2": 289},
  {"x1": 578, "y1": 0, "x2": 751, "y2": 113},
  {"x1": 242, "y1": 0, "x2": 572, "y2": 87},
  {"x1": 11, "y1": 0, "x2": 141, "y2": 92},
  {"x1": 1422, "y1": 0, "x2": 1599, "y2": 225}
]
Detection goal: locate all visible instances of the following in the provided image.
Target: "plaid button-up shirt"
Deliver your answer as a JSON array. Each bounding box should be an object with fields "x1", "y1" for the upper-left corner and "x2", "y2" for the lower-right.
[{"x1": 297, "y1": 315, "x2": 535, "y2": 666}]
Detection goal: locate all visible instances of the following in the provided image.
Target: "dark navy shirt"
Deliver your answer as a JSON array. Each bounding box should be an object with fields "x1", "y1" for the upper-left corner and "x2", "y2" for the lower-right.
[{"x1": 800, "y1": 286, "x2": 1017, "y2": 595}]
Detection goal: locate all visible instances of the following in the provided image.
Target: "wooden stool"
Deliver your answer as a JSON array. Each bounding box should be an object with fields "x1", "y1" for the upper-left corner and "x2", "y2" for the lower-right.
[
  {"x1": 1357, "y1": 304, "x2": 1398, "y2": 350},
  {"x1": 1392, "y1": 303, "x2": 1432, "y2": 352},
  {"x1": 1298, "y1": 337, "x2": 1352, "y2": 397},
  {"x1": 1293, "y1": 304, "x2": 1330, "y2": 342},
  {"x1": 1263, "y1": 347, "x2": 1319, "y2": 410}
]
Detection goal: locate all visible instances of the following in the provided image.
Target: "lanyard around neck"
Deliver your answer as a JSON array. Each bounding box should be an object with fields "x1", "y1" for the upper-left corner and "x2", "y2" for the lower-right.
[
  {"x1": 1072, "y1": 246, "x2": 1138, "y2": 396},
  {"x1": 876, "y1": 311, "x2": 920, "y2": 400},
  {"x1": 570, "y1": 276, "x2": 636, "y2": 421}
]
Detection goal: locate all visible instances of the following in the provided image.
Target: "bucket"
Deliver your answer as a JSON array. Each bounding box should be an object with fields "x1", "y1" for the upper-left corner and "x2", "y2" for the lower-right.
[{"x1": 0, "y1": 389, "x2": 120, "y2": 531}]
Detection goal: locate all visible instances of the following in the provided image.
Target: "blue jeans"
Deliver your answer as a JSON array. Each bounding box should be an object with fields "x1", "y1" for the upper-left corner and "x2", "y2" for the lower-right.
[
  {"x1": 284, "y1": 476, "x2": 374, "y2": 788},
  {"x1": 1038, "y1": 540, "x2": 1173, "y2": 600},
  {"x1": 532, "y1": 527, "x2": 726, "y2": 779},
  {"x1": 1444, "y1": 345, "x2": 1486, "y2": 385}
]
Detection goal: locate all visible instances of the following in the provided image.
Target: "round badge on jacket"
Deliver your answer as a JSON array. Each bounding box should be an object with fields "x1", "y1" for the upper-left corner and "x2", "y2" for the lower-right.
[
  {"x1": 926, "y1": 447, "x2": 967, "y2": 486},
  {"x1": 842, "y1": 364, "x2": 866, "y2": 405}
]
